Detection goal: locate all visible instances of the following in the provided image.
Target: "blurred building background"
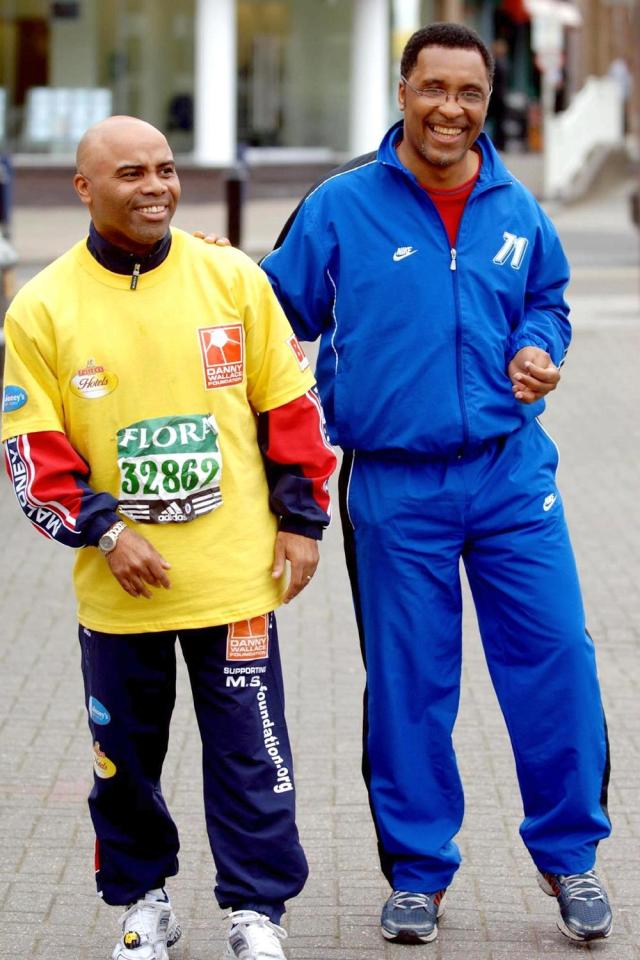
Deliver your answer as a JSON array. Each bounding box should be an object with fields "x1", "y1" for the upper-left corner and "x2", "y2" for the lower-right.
[{"x1": 0, "y1": 0, "x2": 637, "y2": 201}]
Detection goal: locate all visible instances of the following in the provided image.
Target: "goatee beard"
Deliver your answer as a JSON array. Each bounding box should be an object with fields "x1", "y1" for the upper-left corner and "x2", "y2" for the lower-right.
[{"x1": 419, "y1": 143, "x2": 456, "y2": 168}]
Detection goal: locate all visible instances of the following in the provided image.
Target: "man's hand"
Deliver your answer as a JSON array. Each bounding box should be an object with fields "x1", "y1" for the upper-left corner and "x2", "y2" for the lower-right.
[
  {"x1": 272, "y1": 531, "x2": 319, "y2": 604},
  {"x1": 105, "y1": 528, "x2": 171, "y2": 599},
  {"x1": 508, "y1": 346, "x2": 560, "y2": 404},
  {"x1": 192, "y1": 231, "x2": 231, "y2": 246}
]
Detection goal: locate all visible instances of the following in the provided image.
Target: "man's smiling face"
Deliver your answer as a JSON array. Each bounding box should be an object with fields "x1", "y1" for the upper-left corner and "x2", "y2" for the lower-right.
[
  {"x1": 74, "y1": 118, "x2": 181, "y2": 256},
  {"x1": 397, "y1": 45, "x2": 491, "y2": 188}
]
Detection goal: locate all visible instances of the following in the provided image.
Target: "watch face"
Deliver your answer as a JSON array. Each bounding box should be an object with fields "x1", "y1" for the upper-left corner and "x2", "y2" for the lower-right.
[
  {"x1": 99, "y1": 533, "x2": 115, "y2": 552},
  {"x1": 99, "y1": 521, "x2": 125, "y2": 553}
]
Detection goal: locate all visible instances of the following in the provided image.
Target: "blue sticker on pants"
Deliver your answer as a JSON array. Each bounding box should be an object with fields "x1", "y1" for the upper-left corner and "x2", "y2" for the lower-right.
[
  {"x1": 89, "y1": 696, "x2": 111, "y2": 725},
  {"x1": 3, "y1": 385, "x2": 28, "y2": 412}
]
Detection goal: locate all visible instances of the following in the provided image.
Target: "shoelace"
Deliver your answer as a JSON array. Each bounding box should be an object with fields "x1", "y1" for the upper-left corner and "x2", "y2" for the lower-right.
[
  {"x1": 228, "y1": 910, "x2": 287, "y2": 953},
  {"x1": 560, "y1": 871, "x2": 606, "y2": 901},
  {"x1": 118, "y1": 899, "x2": 167, "y2": 941},
  {"x1": 389, "y1": 891, "x2": 434, "y2": 910}
]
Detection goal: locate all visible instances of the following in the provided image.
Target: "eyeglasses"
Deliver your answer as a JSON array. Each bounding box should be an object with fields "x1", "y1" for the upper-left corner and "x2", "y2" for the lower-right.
[{"x1": 401, "y1": 76, "x2": 491, "y2": 107}]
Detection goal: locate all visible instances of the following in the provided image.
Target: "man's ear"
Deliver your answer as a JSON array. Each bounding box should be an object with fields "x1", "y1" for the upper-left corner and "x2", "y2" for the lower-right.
[
  {"x1": 397, "y1": 80, "x2": 406, "y2": 112},
  {"x1": 73, "y1": 173, "x2": 91, "y2": 207}
]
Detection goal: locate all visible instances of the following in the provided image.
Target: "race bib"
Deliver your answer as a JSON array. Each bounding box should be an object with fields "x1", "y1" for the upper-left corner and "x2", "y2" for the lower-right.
[{"x1": 117, "y1": 414, "x2": 223, "y2": 523}]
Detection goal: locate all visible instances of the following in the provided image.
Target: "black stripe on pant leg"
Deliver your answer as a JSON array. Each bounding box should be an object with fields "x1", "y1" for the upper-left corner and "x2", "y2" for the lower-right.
[
  {"x1": 338, "y1": 452, "x2": 394, "y2": 886},
  {"x1": 338, "y1": 451, "x2": 365, "y2": 651},
  {"x1": 585, "y1": 629, "x2": 612, "y2": 830},
  {"x1": 599, "y1": 711, "x2": 612, "y2": 825}
]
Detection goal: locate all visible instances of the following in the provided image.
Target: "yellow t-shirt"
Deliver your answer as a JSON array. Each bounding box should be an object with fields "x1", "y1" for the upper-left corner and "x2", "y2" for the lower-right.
[{"x1": 2, "y1": 228, "x2": 316, "y2": 633}]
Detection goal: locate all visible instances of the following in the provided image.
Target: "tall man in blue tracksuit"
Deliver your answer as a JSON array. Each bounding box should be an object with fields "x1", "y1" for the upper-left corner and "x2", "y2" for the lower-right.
[{"x1": 261, "y1": 22, "x2": 612, "y2": 947}]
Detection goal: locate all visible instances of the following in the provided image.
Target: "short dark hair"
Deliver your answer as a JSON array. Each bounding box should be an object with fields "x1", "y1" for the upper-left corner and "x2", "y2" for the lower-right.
[{"x1": 400, "y1": 22, "x2": 495, "y2": 86}]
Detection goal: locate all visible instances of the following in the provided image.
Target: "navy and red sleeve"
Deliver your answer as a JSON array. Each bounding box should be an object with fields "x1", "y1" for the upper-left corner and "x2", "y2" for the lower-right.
[
  {"x1": 258, "y1": 387, "x2": 336, "y2": 540},
  {"x1": 3, "y1": 431, "x2": 120, "y2": 548}
]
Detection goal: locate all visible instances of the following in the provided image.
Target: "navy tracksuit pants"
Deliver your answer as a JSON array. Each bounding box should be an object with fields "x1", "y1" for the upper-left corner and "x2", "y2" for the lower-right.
[
  {"x1": 79, "y1": 613, "x2": 307, "y2": 921},
  {"x1": 339, "y1": 419, "x2": 611, "y2": 893}
]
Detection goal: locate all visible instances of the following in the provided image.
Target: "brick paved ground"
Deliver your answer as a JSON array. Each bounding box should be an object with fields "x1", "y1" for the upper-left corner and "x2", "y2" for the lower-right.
[{"x1": 1, "y1": 170, "x2": 638, "y2": 960}]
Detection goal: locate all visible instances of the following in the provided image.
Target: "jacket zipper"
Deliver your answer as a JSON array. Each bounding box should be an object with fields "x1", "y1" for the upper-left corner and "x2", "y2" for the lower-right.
[
  {"x1": 450, "y1": 247, "x2": 468, "y2": 453},
  {"x1": 130, "y1": 262, "x2": 141, "y2": 290},
  {"x1": 428, "y1": 202, "x2": 469, "y2": 452},
  {"x1": 443, "y1": 187, "x2": 503, "y2": 454},
  {"x1": 381, "y1": 159, "x2": 512, "y2": 455}
]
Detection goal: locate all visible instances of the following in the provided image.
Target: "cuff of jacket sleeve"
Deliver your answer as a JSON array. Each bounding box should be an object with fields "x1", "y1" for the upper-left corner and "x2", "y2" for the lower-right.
[
  {"x1": 507, "y1": 334, "x2": 551, "y2": 362},
  {"x1": 278, "y1": 516, "x2": 325, "y2": 540},
  {"x1": 83, "y1": 510, "x2": 122, "y2": 547}
]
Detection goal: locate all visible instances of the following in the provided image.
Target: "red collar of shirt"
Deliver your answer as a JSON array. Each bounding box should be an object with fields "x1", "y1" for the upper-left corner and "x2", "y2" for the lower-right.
[{"x1": 422, "y1": 150, "x2": 482, "y2": 247}]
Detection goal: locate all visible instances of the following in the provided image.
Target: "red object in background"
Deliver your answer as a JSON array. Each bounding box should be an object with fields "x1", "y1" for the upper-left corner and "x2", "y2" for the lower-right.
[{"x1": 501, "y1": 0, "x2": 530, "y2": 25}]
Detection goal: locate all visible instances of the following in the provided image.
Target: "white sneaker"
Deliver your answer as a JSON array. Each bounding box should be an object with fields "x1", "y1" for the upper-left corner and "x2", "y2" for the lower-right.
[
  {"x1": 112, "y1": 896, "x2": 182, "y2": 960},
  {"x1": 225, "y1": 910, "x2": 287, "y2": 960}
]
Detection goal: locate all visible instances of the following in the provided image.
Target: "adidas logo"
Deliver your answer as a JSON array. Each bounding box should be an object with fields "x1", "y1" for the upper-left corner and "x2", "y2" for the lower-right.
[{"x1": 157, "y1": 501, "x2": 189, "y2": 523}]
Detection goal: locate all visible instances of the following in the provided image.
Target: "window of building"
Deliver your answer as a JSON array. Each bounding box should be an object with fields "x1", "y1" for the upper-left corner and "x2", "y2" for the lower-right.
[
  {"x1": 0, "y1": 0, "x2": 196, "y2": 153},
  {"x1": 238, "y1": 0, "x2": 354, "y2": 152}
]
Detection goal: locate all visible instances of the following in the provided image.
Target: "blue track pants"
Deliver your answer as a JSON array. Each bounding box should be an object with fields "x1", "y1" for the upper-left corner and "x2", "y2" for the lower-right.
[
  {"x1": 79, "y1": 613, "x2": 307, "y2": 920},
  {"x1": 340, "y1": 420, "x2": 611, "y2": 893}
]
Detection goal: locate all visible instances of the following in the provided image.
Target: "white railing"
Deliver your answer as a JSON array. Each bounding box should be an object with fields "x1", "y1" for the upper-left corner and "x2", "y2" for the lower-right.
[{"x1": 544, "y1": 75, "x2": 624, "y2": 198}]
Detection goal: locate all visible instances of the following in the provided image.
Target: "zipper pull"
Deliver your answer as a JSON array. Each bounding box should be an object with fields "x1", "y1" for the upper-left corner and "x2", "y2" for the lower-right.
[
  {"x1": 450, "y1": 248, "x2": 457, "y2": 271},
  {"x1": 130, "y1": 262, "x2": 141, "y2": 290}
]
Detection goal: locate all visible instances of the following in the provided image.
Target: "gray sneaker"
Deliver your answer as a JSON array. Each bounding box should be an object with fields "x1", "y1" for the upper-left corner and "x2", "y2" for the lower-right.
[
  {"x1": 112, "y1": 895, "x2": 182, "y2": 960},
  {"x1": 225, "y1": 910, "x2": 287, "y2": 959},
  {"x1": 380, "y1": 889, "x2": 446, "y2": 943},
  {"x1": 537, "y1": 870, "x2": 613, "y2": 941}
]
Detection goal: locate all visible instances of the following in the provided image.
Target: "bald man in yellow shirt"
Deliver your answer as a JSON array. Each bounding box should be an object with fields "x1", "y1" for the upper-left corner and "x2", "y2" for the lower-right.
[{"x1": 2, "y1": 116, "x2": 336, "y2": 960}]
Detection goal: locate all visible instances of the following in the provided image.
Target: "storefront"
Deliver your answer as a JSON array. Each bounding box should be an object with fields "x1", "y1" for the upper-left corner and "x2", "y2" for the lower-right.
[
  {"x1": 0, "y1": 0, "x2": 199, "y2": 153},
  {"x1": 0, "y1": 0, "x2": 543, "y2": 163}
]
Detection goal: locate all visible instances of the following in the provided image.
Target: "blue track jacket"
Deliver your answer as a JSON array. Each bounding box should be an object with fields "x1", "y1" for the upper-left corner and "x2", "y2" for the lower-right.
[{"x1": 262, "y1": 122, "x2": 571, "y2": 458}]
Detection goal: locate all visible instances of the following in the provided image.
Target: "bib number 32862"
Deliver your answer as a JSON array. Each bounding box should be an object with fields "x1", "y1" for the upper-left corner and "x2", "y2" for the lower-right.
[{"x1": 117, "y1": 414, "x2": 223, "y2": 523}]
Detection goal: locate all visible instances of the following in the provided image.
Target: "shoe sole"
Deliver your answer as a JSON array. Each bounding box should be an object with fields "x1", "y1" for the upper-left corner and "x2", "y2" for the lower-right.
[
  {"x1": 381, "y1": 927, "x2": 439, "y2": 943},
  {"x1": 556, "y1": 917, "x2": 613, "y2": 942},
  {"x1": 537, "y1": 872, "x2": 612, "y2": 942},
  {"x1": 380, "y1": 898, "x2": 445, "y2": 944}
]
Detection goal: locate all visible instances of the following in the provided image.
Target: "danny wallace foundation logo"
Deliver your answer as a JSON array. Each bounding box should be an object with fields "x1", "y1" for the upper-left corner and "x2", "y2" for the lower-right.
[
  {"x1": 70, "y1": 358, "x2": 118, "y2": 399},
  {"x1": 198, "y1": 324, "x2": 244, "y2": 389},
  {"x1": 226, "y1": 615, "x2": 269, "y2": 661}
]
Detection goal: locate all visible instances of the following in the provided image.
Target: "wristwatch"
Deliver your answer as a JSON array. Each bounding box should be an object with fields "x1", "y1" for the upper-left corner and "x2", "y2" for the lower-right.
[{"x1": 98, "y1": 520, "x2": 128, "y2": 555}]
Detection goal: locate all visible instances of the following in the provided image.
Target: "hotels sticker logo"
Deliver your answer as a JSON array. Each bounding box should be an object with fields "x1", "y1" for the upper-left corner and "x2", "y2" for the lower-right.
[
  {"x1": 70, "y1": 359, "x2": 118, "y2": 399},
  {"x1": 198, "y1": 324, "x2": 244, "y2": 389},
  {"x1": 226, "y1": 615, "x2": 270, "y2": 661},
  {"x1": 92, "y1": 741, "x2": 117, "y2": 779}
]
